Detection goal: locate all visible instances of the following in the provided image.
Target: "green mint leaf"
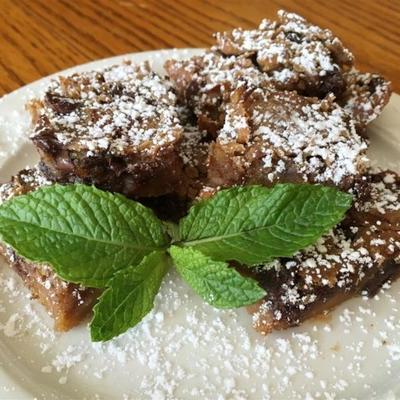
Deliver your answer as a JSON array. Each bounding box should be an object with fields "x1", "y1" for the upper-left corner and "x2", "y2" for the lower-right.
[
  {"x1": 170, "y1": 246, "x2": 266, "y2": 308},
  {"x1": 0, "y1": 184, "x2": 169, "y2": 287},
  {"x1": 179, "y1": 184, "x2": 352, "y2": 265},
  {"x1": 91, "y1": 251, "x2": 169, "y2": 342}
]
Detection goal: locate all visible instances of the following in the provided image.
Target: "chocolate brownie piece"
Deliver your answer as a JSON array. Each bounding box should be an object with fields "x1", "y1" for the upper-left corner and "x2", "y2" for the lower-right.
[
  {"x1": 338, "y1": 70, "x2": 392, "y2": 134},
  {"x1": 166, "y1": 12, "x2": 391, "y2": 139},
  {"x1": 207, "y1": 86, "x2": 368, "y2": 190},
  {"x1": 165, "y1": 52, "x2": 266, "y2": 135},
  {"x1": 250, "y1": 170, "x2": 400, "y2": 334},
  {"x1": 29, "y1": 61, "x2": 186, "y2": 198},
  {"x1": 0, "y1": 168, "x2": 98, "y2": 331},
  {"x1": 142, "y1": 124, "x2": 212, "y2": 221},
  {"x1": 214, "y1": 10, "x2": 354, "y2": 98}
]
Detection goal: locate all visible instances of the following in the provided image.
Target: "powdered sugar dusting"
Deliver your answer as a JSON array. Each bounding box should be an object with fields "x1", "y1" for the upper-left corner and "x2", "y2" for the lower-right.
[
  {"x1": 214, "y1": 10, "x2": 353, "y2": 94},
  {"x1": 340, "y1": 69, "x2": 392, "y2": 128},
  {"x1": 30, "y1": 62, "x2": 182, "y2": 156},
  {"x1": 218, "y1": 89, "x2": 368, "y2": 186},
  {"x1": 359, "y1": 172, "x2": 400, "y2": 214}
]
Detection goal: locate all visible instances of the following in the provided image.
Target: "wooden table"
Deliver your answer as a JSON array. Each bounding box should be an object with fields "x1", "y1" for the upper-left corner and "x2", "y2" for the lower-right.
[{"x1": 0, "y1": 0, "x2": 399, "y2": 96}]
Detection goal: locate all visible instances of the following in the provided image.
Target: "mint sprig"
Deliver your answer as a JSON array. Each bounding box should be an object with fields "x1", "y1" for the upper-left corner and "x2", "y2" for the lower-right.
[
  {"x1": 178, "y1": 184, "x2": 353, "y2": 265},
  {"x1": 0, "y1": 183, "x2": 352, "y2": 341}
]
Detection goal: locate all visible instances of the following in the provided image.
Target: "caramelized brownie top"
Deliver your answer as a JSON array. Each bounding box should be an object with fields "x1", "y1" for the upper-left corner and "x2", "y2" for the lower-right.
[
  {"x1": 29, "y1": 62, "x2": 183, "y2": 157},
  {"x1": 214, "y1": 10, "x2": 353, "y2": 97}
]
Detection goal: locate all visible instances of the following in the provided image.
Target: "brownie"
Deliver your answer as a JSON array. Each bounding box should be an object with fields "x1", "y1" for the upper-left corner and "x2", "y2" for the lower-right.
[
  {"x1": 249, "y1": 170, "x2": 400, "y2": 334},
  {"x1": 166, "y1": 11, "x2": 391, "y2": 139},
  {"x1": 338, "y1": 70, "x2": 392, "y2": 134},
  {"x1": 29, "y1": 61, "x2": 186, "y2": 198},
  {"x1": 207, "y1": 86, "x2": 368, "y2": 190},
  {"x1": 0, "y1": 168, "x2": 99, "y2": 331},
  {"x1": 214, "y1": 10, "x2": 354, "y2": 99},
  {"x1": 165, "y1": 52, "x2": 266, "y2": 136},
  {"x1": 141, "y1": 124, "x2": 211, "y2": 220},
  {"x1": 3, "y1": 12, "x2": 395, "y2": 337}
]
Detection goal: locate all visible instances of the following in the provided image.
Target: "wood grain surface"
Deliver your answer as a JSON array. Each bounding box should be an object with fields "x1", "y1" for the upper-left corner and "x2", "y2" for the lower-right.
[{"x1": 0, "y1": 0, "x2": 399, "y2": 96}]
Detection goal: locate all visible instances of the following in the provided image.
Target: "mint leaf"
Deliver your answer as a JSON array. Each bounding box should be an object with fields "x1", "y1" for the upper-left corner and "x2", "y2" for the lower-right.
[
  {"x1": 91, "y1": 251, "x2": 169, "y2": 341},
  {"x1": 179, "y1": 184, "x2": 352, "y2": 265},
  {"x1": 0, "y1": 184, "x2": 169, "y2": 287},
  {"x1": 170, "y1": 246, "x2": 266, "y2": 308}
]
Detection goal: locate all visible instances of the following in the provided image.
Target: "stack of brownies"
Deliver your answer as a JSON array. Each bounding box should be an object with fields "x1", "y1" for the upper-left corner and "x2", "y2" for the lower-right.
[{"x1": 0, "y1": 11, "x2": 398, "y2": 334}]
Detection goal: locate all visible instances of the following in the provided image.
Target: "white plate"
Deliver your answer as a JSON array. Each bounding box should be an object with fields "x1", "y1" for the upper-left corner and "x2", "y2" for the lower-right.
[{"x1": 0, "y1": 49, "x2": 399, "y2": 400}]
